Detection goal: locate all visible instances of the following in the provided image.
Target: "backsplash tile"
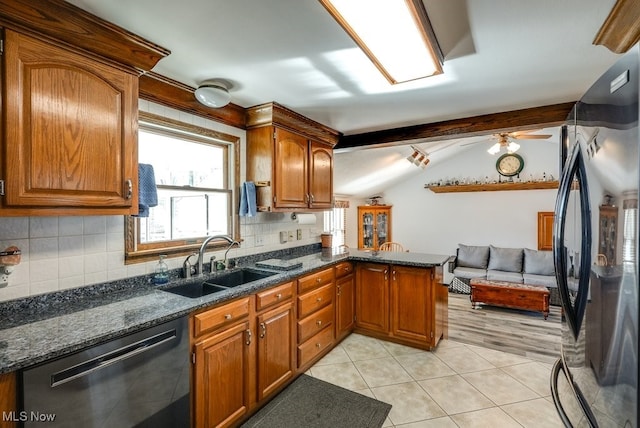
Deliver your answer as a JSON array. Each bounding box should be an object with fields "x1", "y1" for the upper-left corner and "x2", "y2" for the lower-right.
[{"x1": 0, "y1": 211, "x2": 324, "y2": 302}]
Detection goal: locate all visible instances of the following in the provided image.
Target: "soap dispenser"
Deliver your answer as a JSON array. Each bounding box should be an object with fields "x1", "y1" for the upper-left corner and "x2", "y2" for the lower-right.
[{"x1": 154, "y1": 255, "x2": 169, "y2": 284}]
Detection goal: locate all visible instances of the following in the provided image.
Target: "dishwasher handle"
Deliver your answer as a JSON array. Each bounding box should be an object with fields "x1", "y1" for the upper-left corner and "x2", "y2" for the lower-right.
[{"x1": 51, "y1": 329, "x2": 177, "y2": 388}]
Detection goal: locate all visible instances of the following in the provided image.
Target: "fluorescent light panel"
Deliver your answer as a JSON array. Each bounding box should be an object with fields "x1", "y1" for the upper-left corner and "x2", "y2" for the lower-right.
[{"x1": 319, "y1": 0, "x2": 443, "y2": 84}]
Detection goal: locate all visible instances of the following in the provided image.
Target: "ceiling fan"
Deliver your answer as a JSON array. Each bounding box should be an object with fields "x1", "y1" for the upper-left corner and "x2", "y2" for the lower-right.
[{"x1": 463, "y1": 130, "x2": 552, "y2": 155}]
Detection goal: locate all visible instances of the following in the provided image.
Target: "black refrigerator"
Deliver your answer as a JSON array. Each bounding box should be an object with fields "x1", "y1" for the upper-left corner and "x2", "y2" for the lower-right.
[{"x1": 551, "y1": 45, "x2": 638, "y2": 427}]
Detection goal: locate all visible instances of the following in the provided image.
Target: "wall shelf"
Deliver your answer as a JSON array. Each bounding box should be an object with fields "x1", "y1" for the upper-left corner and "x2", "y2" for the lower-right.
[{"x1": 425, "y1": 181, "x2": 559, "y2": 193}]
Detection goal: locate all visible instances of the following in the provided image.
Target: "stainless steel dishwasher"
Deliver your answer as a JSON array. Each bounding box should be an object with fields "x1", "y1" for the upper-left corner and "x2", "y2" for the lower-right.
[{"x1": 20, "y1": 317, "x2": 190, "y2": 428}]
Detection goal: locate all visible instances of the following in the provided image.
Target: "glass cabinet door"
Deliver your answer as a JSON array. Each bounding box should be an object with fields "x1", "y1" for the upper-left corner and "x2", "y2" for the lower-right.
[
  {"x1": 376, "y1": 211, "x2": 388, "y2": 248},
  {"x1": 361, "y1": 211, "x2": 374, "y2": 249}
]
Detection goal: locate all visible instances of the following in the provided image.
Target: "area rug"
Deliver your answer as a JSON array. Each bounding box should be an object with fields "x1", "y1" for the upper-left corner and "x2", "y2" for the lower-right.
[{"x1": 241, "y1": 374, "x2": 391, "y2": 428}]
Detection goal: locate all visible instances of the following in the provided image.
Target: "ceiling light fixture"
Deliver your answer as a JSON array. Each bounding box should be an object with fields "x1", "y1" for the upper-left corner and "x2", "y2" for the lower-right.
[
  {"x1": 319, "y1": 0, "x2": 443, "y2": 84},
  {"x1": 194, "y1": 80, "x2": 231, "y2": 108},
  {"x1": 407, "y1": 145, "x2": 430, "y2": 168},
  {"x1": 487, "y1": 136, "x2": 520, "y2": 155}
]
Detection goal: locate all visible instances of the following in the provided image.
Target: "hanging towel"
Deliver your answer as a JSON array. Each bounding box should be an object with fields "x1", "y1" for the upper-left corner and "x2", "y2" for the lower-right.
[
  {"x1": 239, "y1": 181, "x2": 257, "y2": 217},
  {"x1": 135, "y1": 163, "x2": 158, "y2": 217}
]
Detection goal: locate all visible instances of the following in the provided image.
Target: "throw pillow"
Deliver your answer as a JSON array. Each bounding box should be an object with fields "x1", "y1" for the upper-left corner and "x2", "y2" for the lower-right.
[
  {"x1": 488, "y1": 245, "x2": 524, "y2": 272},
  {"x1": 457, "y1": 244, "x2": 490, "y2": 269},
  {"x1": 524, "y1": 248, "x2": 555, "y2": 275}
]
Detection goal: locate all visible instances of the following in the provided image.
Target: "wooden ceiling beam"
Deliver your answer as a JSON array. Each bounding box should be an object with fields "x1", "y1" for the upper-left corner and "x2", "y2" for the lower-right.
[{"x1": 335, "y1": 102, "x2": 575, "y2": 151}]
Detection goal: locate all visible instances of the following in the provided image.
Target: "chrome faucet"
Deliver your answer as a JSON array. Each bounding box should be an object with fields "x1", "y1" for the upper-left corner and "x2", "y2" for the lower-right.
[
  {"x1": 195, "y1": 235, "x2": 235, "y2": 276},
  {"x1": 224, "y1": 240, "x2": 240, "y2": 267}
]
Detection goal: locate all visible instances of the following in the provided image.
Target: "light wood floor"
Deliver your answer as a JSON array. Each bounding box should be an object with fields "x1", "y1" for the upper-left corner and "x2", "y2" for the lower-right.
[{"x1": 447, "y1": 292, "x2": 562, "y2": 364}]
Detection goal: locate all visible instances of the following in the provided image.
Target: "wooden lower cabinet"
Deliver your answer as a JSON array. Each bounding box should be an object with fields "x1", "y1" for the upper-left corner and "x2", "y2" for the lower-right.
[
  {"x1": 355, "y1": 263, "x2": 389, "y2": 333},
  {"x1": 296, "y1": 267, "x2": 336, "y2": 371},
  {"x1": 0, "y1": 372, "x2": 17, "y2": 428},
  {"x1": 335, "y1": 262, "x2": 355, "y2": 342},
  {"x1": 192, "y1": 284, "x2": 295, "y2": 428},
  {"x1": 356, "y1": 263, "x2": 446, "y2": 350},
  {"x1": 256, "y1": 301, "x2": 295, "y2": 401},
  {"x1": 194, "y1": 320, "x2": 252, "y2": 428}
]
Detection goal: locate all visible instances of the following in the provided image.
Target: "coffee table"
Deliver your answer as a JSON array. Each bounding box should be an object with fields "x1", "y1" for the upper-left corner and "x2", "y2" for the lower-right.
[{"x1": 469, "y1": 278, "x2": 550, "y2": 319}]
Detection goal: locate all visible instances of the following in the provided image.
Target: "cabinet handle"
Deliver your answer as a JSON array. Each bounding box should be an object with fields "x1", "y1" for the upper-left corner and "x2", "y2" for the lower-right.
[
  {"x1": 260, "y1": 322, "x2": 266, "y2": 338},
  {"x1": 245, "y1": 329, "x2": 252, "y2": 345},
  {"x1": 316, "y1": 278, "x2": 321, "y2": 283},
  {"x1": 224, "y1": 314, "x2": 232, "y2": 320},
  {"x1": 316, "y1": 320, "x2": 322, "y2": 327},
  {"x1": 305, "y1": 194, "x2": 310, "y2": 204},
  {"x1": 384, "y1": 269, "x2": 388, "y2": 280},
  {"x1": 275, "y1": 293, "x2": 282, "y2": 299},
  {"x1": 337, "y1": 286, "x2": 341, "y2": 296},
  {"x1": 125, "y1": 179, "x2": 133, "y2": 200},
  {"x1": 316, "y1": 297, "x2": 322, "y2": 302},
  {"x1": 310, "y1": 194, "x2": 315, "y2": 203},
  {"x1": 315, "y1": 343, "x2": 321, "y2": 348}
]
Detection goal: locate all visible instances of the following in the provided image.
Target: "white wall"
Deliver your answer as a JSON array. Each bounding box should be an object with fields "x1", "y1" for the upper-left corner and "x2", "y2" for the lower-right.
[
  {"x1": 0, "y1": 102, "x2": 324, "y2": 302},
  {"x1": 368, "y1": 140, "x2": 560, "y2": 257}
]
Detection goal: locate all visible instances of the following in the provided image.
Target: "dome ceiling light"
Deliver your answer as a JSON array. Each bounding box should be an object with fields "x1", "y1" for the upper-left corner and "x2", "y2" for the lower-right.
[{"x1": 194, "y1": 80, "x2": 231, "y2": 108}]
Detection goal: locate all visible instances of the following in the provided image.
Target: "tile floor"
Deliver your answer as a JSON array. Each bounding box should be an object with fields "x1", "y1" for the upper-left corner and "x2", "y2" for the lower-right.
[{"x1": 308, "y1": 334, "x2": 564, "y2": 427}]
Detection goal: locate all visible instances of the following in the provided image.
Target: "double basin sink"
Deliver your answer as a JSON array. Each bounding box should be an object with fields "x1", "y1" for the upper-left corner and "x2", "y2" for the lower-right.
[{"x1": 161, "y1": 268, "x2": 277, "y2": 298}]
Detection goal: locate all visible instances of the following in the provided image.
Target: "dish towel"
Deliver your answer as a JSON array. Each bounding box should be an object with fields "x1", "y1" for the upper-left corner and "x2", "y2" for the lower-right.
[
  {"x1": 135, "y1": 163, "x2": 158, "y2": 217},
  {"x1": 239, "y1": 181, "x2": 257, "y2": 217}
]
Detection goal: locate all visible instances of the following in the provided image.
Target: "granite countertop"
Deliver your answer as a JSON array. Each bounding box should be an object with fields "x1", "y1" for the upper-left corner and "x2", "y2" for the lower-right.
[{"x1": 0, "y1": 249, "x2": 449, "y2": 374}]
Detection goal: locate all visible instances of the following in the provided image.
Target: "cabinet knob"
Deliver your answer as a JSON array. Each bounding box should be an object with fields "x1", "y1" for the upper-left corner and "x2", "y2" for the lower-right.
[
  {"x1": 224, "y1": 314, "x2": 232, "y2": 320},
  {"x1": 316, "y1": 343, "x2": 321, "y2": 348},
  {"x1": 316, "y1": 320, "x2": 322, "y2": 327},
  {"x1": 316, "y1": 278, "x2": 321, "y2": 283},
  {"x1": 316, "y1": 297, "x2": 322, "y2": 302},
  {"x1": 276, "y1": 293, "x2": 282, "y2": 299}
]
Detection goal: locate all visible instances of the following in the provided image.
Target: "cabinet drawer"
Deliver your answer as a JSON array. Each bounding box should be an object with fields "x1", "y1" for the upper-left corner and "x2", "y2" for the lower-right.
[
  {"x1": 335, "y1": 262, "x2": 353, "y2": 279},
  {"x1": 297, "y1": 326, "x2": 334, "y2": 368},
  {"x1": 193, "y1": 297, "x2": 250, "y2": 337},
  {"x1": 298, "y1": 268, "x2": 334, "y2": 293},
  {"x1": 297, "y1": 283, "x2": 333, "y2": 318},
  {"x1": 298, "y1": 304, "x2": 334, "y2": 343},
  {"x1": 256, "y1": 281, "x2": 293, "y2": 311}
]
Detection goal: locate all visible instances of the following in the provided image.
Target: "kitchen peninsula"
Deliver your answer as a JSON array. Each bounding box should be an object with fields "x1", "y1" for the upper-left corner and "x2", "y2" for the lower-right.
[{"x1": 0, "y1": 247, "x2": 449, "y2": 427}]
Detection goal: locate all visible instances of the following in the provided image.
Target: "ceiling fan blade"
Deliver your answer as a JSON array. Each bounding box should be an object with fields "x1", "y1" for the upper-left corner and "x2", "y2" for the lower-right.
[{"x1": 511, "y1": 133, "x2": 552, "y2": 140}]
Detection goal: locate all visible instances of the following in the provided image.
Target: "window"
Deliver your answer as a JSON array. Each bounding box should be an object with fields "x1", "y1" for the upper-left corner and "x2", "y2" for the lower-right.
[
  {"x1": 125, "y1": 112, "x2": 240, "y2": 263},
  {"x1": 324, "y1": 200, "x2": 349, "y2": 248}
]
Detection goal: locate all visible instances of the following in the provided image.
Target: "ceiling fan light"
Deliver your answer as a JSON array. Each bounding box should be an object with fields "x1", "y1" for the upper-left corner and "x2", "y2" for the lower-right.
[
  {"x1": 194, "y1": 82, "x2": 231, "y2": 108},
  {"x1": 507, "y1": 142, "x2": 520, "y2": 153},
  {"x1": 487, "y1": 143, "x2": 501, "y2": 155}
]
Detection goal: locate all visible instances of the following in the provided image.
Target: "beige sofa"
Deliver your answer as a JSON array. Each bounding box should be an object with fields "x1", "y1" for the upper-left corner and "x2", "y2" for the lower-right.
[{"x1": 449, "y1": 244, "x2": 560, "y2": 305}]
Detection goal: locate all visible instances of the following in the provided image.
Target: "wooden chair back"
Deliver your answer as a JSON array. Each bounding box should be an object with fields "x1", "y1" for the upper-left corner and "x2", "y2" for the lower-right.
[{"x1": 379, "y1": 242, "x2": 404, "y2": 252}]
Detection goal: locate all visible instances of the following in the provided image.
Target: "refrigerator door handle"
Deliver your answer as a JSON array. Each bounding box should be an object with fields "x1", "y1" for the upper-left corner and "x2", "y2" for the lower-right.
[{"x1": 553, "y1": 142, "x2": 592, "y2": 339}]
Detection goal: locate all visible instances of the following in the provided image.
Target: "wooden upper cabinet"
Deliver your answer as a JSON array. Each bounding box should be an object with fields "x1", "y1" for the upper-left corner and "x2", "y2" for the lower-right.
[
  {"x1": 273, "y1": 128, "x2": 309, "y2": 209},
  {"x1": 309, "y1": 141, "x2": 333, "y2": 209},
  {"x1": 3, "y1": 29, "x2": 137, "y2": 213},
  {"x1": 246, "y1": 102, "x2": 340, "y2": 212}
]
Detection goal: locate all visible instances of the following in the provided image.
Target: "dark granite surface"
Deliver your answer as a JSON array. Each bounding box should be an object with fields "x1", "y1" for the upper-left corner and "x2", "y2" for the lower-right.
[{"x1": 0, "y1": 247, "x2": 449, "y2": 374}]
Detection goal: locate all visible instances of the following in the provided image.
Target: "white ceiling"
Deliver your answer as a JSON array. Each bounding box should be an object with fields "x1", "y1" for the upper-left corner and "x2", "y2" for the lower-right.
[{"x1": 66, "y1": 0, "x2": 621, "y2": 197}]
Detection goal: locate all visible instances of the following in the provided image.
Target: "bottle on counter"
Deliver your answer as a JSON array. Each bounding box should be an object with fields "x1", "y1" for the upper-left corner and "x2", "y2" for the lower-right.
[{"x1": 154, "y1": 254, "x2": 169, "y2": 284}]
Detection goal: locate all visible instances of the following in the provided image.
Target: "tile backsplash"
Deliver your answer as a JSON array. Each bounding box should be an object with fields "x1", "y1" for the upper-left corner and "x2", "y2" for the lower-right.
[{"x1": 0, "y1": 212, "x2": 323, "y2": 302}]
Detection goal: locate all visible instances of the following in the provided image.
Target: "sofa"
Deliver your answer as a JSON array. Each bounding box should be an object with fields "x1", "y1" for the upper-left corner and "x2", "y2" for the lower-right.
[{"x1": 449, "y1": 244, "x2": 560, "y2": 306}]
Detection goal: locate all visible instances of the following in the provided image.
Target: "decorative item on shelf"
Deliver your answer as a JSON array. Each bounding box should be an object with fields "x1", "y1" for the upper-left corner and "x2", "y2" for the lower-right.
[
  {"x1": 406, "y1": 145, "x2": 430, "y2": 168},
  {"x1": 194, "y1": 79, "x2": 232, "y2": 108},
  {"x1": 368, "y1": 195, "x2": 383, "y2": 205}
]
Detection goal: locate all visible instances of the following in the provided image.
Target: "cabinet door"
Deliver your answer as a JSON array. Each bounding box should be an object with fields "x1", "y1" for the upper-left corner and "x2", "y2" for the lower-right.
[
  {"x1": 256, "y1": 303, "x2": 295, "y2": 401},
  {"x1": 274, "y1": 128, "x2": 308, "y2": 209},
  {"x1": 4, "y1": 30, "x2": 137, "y2": 210},
  {"x1": 336, "y1": 273, "x2": 355, "y2": 341},
  {"x1": 391, "y1": 266, "x2": 431, "y2": 344},
  {"x1": 537, "y1": 212, "x2": 554, "y2": 251},
  {"x1": 355, "y1": 263, "x2": 389, "y2": 333},
  {"x1": 359, "y1": 208, "x2": 375, "y2": 249},
  {"x1": 375, "y1": 208, "x2": 390, "y2": 249},
  {"x1": 194, "y1": 321, "x2": 252, "y2": 428},
  {"x1": 309, "y1": 141, "x2": 333, "y2": 209}
]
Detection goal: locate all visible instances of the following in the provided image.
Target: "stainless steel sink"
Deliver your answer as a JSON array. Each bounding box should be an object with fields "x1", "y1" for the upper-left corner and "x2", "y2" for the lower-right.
[{"x1": 160, "y1": 268, "x2": 277, "y2": 298}]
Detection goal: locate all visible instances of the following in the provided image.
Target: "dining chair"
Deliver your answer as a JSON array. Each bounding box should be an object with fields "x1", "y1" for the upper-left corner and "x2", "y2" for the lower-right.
[{"x1": 379, "y1": 242, "x2": 404, "y2": 252}]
